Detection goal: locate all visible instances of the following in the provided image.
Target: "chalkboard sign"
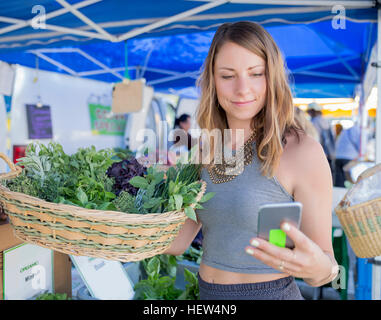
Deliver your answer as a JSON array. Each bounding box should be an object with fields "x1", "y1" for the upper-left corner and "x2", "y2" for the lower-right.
[{"x1": 26, "y1": 104, "x2": 53, "y2": 139}]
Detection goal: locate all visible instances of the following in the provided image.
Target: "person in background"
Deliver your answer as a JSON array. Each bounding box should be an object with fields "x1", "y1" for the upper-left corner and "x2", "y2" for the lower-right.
[
  {"x1": 169, "y1": 114, "x2": 203, "y2": 248},
  {"x1": 294, "y1": 107, "x2": 319, "y2": 142},
  {"x1": 334, "y1": 123, "x2": 343, "y2": 141},
  {"x1": 168, "y1": 114, "x2": 198, "y2": 164},
  {"x1": 365, "y1": 118, "x2": 376, "y2": 162},
  {"x1": 306, "y1": 102, "x2": 336, "y2": 176},
  {"x1": 174, "y1": 114, "x2": 195, "y2": 150},
  {"x1": 334, "y1": 122, "x2": 361, "y2": 187}
]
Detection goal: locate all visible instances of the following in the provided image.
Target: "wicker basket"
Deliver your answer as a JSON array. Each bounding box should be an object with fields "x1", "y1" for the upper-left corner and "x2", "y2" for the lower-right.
[
  {"x1": 335, "y1": 162, "x2": 381, "y2": 258},
  {"x1": 0, "y1": 152, "x2": 206, "y2": 262}
]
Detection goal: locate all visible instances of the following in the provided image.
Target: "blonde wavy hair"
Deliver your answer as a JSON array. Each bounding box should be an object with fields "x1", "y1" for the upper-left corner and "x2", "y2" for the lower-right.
[{"x1": 196, "y1": 21, "x2": 303, "y2": 178}]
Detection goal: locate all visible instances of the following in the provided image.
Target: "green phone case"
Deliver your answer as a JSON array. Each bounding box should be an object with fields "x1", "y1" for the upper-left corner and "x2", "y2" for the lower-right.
[{"x1": 269, "y1": 229, "x2": 286, "y2": 248}]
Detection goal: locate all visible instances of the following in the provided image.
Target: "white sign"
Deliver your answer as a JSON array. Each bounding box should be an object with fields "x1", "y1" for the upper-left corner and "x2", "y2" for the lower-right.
[
  {"x1": 0, "y1": 62, "x2": 14, "y2": 96},
  {"x1": 70, "y1": 255, "x2": 135, "y2": 300},
  {"x1": 3, "y1": 243, "x2": 53, "y2": 300}
]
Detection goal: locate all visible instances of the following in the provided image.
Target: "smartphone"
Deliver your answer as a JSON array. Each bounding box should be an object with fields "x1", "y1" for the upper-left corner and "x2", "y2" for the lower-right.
[{"x1": 257, "y1": 202, "x2": 302, "y2": 249}]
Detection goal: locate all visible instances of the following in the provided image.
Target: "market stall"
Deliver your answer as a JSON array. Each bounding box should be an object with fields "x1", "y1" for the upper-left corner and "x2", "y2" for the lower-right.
[{"x1": 0, "y1": 0, "x2": 380, "y2": 301}]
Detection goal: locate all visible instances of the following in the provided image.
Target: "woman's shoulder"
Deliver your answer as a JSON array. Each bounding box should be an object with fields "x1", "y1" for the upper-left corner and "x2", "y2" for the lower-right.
[
  {"x1": 284, "y1": 130, "x2": 324, "y2": 155},
  {"x1": 283, "y1": 131, "x2": 331, "y2": 185},
  {"x1": 272, "y1": 131, "x2": 330, "y2": 201}
]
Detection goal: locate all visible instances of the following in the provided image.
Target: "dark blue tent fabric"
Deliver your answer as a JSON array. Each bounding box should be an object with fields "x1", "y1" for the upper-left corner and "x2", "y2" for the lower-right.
[{"x1": 0, "y1": 1, "x2": 377, "y2": 98}]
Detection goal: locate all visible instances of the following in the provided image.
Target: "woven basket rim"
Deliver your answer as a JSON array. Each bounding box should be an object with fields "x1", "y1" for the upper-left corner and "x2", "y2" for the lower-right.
[
  {"x1": 0, "y1": 179, "x2": 206, "y2": 224},
  {"x1": 335, "y1": 195, "x2": 381, "y2": 214}
]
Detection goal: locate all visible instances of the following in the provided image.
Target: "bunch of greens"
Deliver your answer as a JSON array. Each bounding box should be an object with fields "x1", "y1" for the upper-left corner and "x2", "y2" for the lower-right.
[
  {"x1": 116, "y1": 163, "x2": 215, "y2": 221},
  {"x1": 181, "y1": 246, "x2": 203, "y2": 265},
  {"x1": 112, "y1": 190, "x2": 138, "y2": 213},
  {"x1": 6, "y1": 142, "x2": 215, "y2": 219},
  {"x1": 134, "y1": 255, "x2": 199, "y2": 300},
  {"x1": 111, "y1": 147, "x2": 135, "y2": 162},
  {"x1": 106, "y1": 158, "x2": 146, "y2": 196},
  {"x1": 7, "y1": 142, "x2": 119, "y2": 211},
  {"x1": 57, "y1": 145, "x2": 118, "y2": 210},
  {"x1": 139, "y1": 254, "x2": 179, "y2": 279},
  {"x1": 6, "y1": 142, "x2": 68, "y2": 202},
  {"x1": 134, "y1": 256, "x2": 183, "y2": 300},
  {"x1": 35, "y1": 292, "x2": 71, "y2": 300},
  {"x1": 176, "y1": 268, "x2": 199, "y2": 300}
]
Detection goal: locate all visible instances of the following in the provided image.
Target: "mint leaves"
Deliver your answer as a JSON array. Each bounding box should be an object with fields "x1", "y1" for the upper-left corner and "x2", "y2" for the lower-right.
[{"x1": 125, "y1": 164, "x2": 215, "y2": 221}]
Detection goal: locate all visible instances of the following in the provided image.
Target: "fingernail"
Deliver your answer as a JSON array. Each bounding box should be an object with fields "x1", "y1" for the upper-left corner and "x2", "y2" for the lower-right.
[
  {"x1": 282, "y1": 223, "x2": 291, "y2": 231},
  {"x1": 245, "y1": 247, "x2": 255, "y2": 255},
  {"x1": 250, "y1": 239, "x2": 259, "y2": 247}
]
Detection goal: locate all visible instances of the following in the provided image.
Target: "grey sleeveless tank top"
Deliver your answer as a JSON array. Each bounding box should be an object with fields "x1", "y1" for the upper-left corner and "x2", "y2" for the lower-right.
[{"x1": 197, "y1": 141, "x2": 294, "y2": 274}]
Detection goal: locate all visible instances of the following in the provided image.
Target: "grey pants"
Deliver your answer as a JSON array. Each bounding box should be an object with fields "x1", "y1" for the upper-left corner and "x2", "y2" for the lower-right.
[{"x1": 198, "y1": 273, "x2": 304, "y2": 300}]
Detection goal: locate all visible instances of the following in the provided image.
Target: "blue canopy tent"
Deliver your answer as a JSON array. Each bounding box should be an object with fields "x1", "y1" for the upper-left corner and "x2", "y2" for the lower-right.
[
  {"x1": 1, "y1": 0, "x2": 381, "y2": 300},
  {"x1": 0, "y1": 0, "x2": 377, "y2": 99}
]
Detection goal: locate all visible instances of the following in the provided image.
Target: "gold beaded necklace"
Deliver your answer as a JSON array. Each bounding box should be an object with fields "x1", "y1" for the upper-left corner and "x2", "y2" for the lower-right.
[{"x1": 207, "y1": 130, "x2": 256, "y2": 184}]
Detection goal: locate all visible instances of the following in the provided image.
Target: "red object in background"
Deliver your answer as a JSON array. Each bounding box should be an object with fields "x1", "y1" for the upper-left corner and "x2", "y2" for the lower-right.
[{"x1": 13, "y1": 145, "x2": 27, "y2": 164}]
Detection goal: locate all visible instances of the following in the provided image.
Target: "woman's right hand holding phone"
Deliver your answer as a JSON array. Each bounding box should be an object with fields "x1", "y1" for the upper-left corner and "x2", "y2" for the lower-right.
[{"x1": 246, "y1": 222, "x2": 338, "y2": 287}]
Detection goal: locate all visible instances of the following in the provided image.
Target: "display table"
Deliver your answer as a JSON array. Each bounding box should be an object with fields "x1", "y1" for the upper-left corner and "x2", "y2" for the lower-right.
[{"x1": 0, "y1": 221, "x2": 72, "y2": 300}]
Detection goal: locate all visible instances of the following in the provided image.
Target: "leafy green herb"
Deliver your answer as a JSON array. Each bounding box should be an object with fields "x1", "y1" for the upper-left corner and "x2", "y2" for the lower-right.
[
  {"x1": 136, "y1": 254, "x2": 200, "y2": 300},
  {"x1": 5, "y1": 171, "x2": 40, "y2": 198},
  {"x1": 8, "y1": 144, "x2": 64, "y2": 202},
  {"x1": 129, "y1": 164, "x2": 215, "y2": 220},
  {"x1": 181, "y1": 246, "x2": 203, "y2": 265},
  {"x1": 157, "y1": 254, "x2": 178, "y2": 278},
  {"x1": 111, "y1": 147, "x2": 135, "y2": 162},
  {"x1": 7, "y1": 142, "x2": 119, "y2": 211},
  {"x1": 176, "y1": 268, "x2": 199, "y2": 300},
  {"x1": 134, "y1": 256, "x2": 182, "y2": 300},
  {"x1": 35, "y1": 292, "x2": 71, "y2": 300},
  {"x1": 112, "y1": 190, "x2": 139, "y2": 213},
  {"x1": 6, "y1": 142, "x2": 215, "y2": 218}
]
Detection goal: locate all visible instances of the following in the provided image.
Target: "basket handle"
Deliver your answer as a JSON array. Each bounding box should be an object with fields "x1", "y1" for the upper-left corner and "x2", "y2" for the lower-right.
[
  {"x1": 0, "y1": 152, "x2": 22, "y2": 180},
  {"x1": 355, "y1": 162, "x2": 381, "y2": 184},
  {"x1": 338, "y1": 162, "x2": 381, "y2": 208}
]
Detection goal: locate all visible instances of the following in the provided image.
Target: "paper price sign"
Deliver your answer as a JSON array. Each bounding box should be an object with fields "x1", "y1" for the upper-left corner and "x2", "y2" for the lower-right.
[
  {"x1": 3, "y1": 243, "x2": 53, "y2": 300},
  {"x1": 70, "y1": 255, "x2": 134, "y2": 300}
]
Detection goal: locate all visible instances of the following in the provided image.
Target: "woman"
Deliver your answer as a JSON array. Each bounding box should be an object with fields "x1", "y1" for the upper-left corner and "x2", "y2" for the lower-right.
[{"x1": 164, "y1": 21, "x2": 338, "y2": 300}]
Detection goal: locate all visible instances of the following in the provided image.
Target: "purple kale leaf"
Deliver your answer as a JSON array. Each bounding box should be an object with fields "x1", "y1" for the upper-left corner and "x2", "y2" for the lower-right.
[{"x1": 106, "y1": 158, "x2": 147, "y2": 196}]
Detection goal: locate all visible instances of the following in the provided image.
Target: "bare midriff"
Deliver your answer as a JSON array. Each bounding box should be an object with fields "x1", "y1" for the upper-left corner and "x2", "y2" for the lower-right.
[{"x1": 199, "y1": 263, "x2": 289, "y2": 284}]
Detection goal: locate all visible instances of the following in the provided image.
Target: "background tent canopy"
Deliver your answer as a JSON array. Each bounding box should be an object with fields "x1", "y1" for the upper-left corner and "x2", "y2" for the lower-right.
[{"x1": 0, "y1": 0, "x2": 377, "y2": 99}]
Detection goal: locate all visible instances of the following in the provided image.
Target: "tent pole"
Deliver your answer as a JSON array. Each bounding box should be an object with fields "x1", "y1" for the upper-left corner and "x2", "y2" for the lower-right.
[
  {"x1": 371, "y1": 4, "x2": 381, "y2": 301},
  {"x1": 0, "y1": 0, "x2": 101, "y2": 36},
  {"x1": 117, "y1": 0, "x2": 228, "y2": 41},
  {"x1": 377, "y1": 8, "x2": 381, "y2": 165},
  {"x1": 358, "y1": 85, "x2": 367, "y2": 159},
  {"x1": 55, "y1": 0, "x2": 116, "y2": 41}
]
